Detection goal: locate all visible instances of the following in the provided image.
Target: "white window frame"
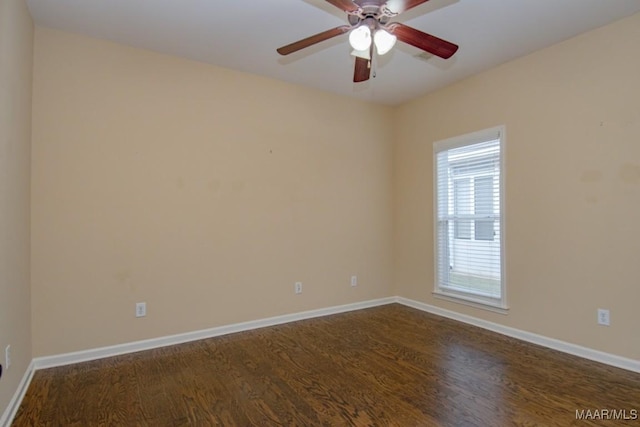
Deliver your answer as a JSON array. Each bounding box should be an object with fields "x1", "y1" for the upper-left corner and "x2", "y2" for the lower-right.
[{"x1": 433, "y1": 125, "x2": 508, "y2": 313}]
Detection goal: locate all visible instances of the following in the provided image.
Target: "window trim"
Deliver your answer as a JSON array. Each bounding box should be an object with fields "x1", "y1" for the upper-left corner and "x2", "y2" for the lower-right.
[{"x1": 432, "y1": 125, "x2": 508, "y2": 312}]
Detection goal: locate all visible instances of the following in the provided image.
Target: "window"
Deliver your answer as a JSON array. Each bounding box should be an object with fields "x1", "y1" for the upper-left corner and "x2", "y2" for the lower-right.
[
  {"x1": 453, "y1": 179, "x2": 471, "y2": 239},
  {"x1": 434, "y1": 126, "x2": 506, "y2": 311},
  {"x1": 474, "y1": 176, "x2": 495, "y2": 241}
]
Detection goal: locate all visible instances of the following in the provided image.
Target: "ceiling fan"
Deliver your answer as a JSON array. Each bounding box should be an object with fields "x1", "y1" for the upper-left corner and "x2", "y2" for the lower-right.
[{"x1": 276, "y1": 0, "x2": 459, "y2": 83}]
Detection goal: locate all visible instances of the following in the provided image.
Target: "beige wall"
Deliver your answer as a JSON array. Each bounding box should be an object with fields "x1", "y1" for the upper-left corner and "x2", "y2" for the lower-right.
[
  {"x1": 394, "y1": 13, "x2": 640, "y2": 359},
  {"x1": 31, "y1": 28, "x2": 394, "y2": 356},
  {"x1": 29, "y1": 12, "x2": 640, "y2": 363},
  {"x1": 0, "y1": 0, "x2": 33, "y2": 414}
]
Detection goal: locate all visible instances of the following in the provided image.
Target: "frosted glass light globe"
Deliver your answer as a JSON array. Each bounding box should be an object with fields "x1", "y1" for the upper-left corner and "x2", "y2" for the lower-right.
[
  {"x1": 349, "y1": 26, "x2": 372, "y2": 51},
  {"x1": 374, "y1": 29, "x2": 397, "y2": 55}
]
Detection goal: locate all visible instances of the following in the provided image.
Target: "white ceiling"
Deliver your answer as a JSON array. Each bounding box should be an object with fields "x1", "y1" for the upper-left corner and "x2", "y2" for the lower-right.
[{"x1": 26, "y1": 0, "x2": 640, "y2": 105}]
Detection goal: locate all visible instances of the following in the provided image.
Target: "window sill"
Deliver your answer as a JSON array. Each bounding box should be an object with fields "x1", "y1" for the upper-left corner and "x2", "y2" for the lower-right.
[{"x1": 432, "y1": 291, "x2": 509, "y2": 315}]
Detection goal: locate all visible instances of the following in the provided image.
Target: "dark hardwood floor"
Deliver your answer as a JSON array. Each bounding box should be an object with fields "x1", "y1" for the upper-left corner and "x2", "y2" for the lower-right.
[{"x1": 13, "y1": 304, "x2": 640, "y2": 426}]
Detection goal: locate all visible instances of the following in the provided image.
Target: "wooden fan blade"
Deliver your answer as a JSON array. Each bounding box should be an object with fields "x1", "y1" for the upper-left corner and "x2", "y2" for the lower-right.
[
  {"x1": 277, "y1": 26, "x2": 351, "y2": 56},
  {"x1": 387, "y1": 23, "x2": 458, "y2": 59},
  {"x1": 353, "y1": 56, "x2": 370, "y2": 82},
  {"x1": 383, "y1": 0, "x2": 430, "y2": 14},
  {"x1": 325, "y1": 0, "x2": 359, "y2": 13}
]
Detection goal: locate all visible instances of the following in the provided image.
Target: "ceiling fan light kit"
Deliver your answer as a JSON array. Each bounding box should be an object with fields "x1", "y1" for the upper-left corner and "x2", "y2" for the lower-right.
[
  {"x1": 348, "y1": 18, "x2": 397, "y2": 55},
  {"x1": 277, "y1": 0, "x2": 459, "y2": 83}
]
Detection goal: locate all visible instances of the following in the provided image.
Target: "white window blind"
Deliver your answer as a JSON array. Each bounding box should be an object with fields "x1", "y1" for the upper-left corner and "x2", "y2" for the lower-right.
[{"x1": 434, "y1": 127, "x2": 505, "y2": 308}]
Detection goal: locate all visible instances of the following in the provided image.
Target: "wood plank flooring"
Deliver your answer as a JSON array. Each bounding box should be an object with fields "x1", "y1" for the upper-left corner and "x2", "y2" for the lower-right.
[{"x1": 13, "y1": 304, "x2": 640, "y2": 426}]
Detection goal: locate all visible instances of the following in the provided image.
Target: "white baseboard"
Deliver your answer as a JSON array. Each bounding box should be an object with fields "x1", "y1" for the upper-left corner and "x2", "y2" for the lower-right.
[
  {"x1": 0, "y1": 360, "x2": 35, "y2": 427},
  {"x1": 396, "y1": 296, "x2": 640, "y2": 374},
  {"x1": 4, "y1": 295, "x2": 638, "y2": 426},
  {"x1": 35, "y1": 295, "x2": 639, "y2": 374},
  {"x1": 34, "y1": 297, "x2": 396, "y2": 370}
]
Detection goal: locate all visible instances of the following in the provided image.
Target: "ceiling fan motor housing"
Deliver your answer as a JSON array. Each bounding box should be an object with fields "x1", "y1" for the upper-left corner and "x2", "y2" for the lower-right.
[{"x1": 348, "y1": 4, "x2": 393, "y2": 27}]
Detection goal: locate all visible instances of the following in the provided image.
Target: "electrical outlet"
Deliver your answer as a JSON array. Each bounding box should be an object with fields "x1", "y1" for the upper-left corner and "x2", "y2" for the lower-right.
[
  {"x1": 351, "y1": 275, "x2": 358, "y2": 287},
  {"x1": 597, "y1": 308, "x2": 610, "y2": 326},
  {"x1": 136, "y1": 302, "x2": 147, "y2": 318},
  {"x1": 294, "y1": 282, "x2": 302, "y2": 294},
  {"x1": 5, "y1": 345, "x2": 11, "y2": 370}
]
